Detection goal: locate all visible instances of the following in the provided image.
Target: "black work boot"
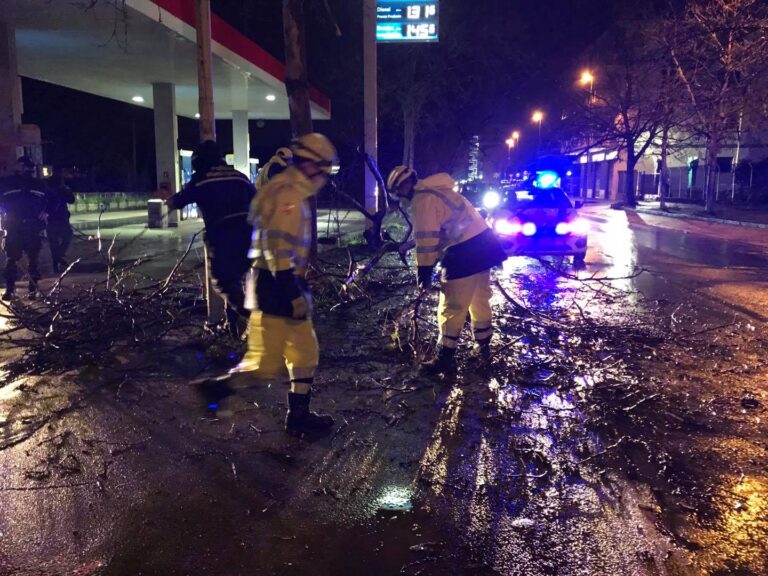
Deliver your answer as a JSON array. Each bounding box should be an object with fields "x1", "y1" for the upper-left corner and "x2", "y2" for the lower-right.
[
  {"x1": 195, "y1": 375, "x2": 235, "y2": 411},
  {"x1": 1, "y1": 286, "x2": 13, "y2": 301},
  {"x1": 420, "y1": 347, "x2": 457, "y2": 377},
  {"x1": 473, "y1": 338, "x2": 492, "y2": 363},
  {"x1": 285, "y1": 391, "x2": 335, "y2": 436}
]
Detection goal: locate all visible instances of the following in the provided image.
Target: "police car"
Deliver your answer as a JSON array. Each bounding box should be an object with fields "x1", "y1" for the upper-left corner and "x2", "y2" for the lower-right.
[{"x1": 486, "y1": 171, "x2": 588, "y2": 264}]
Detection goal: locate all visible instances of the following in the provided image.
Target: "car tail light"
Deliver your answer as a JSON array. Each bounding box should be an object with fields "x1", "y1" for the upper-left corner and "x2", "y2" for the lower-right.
[
  {"x1": 494, "y1": 218, "x2": 523, "y2": 236},
  {"x1": 521, "y1": 222, "x2": 537, "y2": 237},
  {"x1": 570, "y1": 218, "x2": 589, "y2": 235},
  {"x1": 555, "y1": 218, "x2": 589, "y2": 235}
]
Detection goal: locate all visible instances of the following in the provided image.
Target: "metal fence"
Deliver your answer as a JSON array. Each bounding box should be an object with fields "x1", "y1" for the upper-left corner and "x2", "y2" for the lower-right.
[{"x1": 70, "y1": 192, "x2": 153, "y2": 213}]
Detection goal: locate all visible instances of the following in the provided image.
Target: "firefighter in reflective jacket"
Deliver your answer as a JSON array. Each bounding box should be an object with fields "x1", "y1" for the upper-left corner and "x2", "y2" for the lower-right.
[
  {"x1": 254, "y1": 147, "x2": 292, "y2": 192},
  {"x1": 240, "y1": 133, "x2": 338, "y2": 435},
  {"x1": 387, "y1": 166, "x2": 507, "y2": 376},
  {"x1": 0, "y1": 156, "x2": 51, "y2": 301}
]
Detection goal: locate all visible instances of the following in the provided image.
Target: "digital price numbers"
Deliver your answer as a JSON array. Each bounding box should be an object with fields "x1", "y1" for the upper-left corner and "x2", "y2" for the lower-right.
[{"x1": 376, "y1": 1, "x2": 439, "y2": 43}]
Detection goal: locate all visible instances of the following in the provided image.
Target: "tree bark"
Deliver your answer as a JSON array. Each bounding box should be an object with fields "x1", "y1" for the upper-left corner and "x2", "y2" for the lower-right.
[
  {"x1": 402, "y1": 101, "x2": 416, "y2": 167},
  {"x1": 704, "y1": 134, "x2": 720, "y2": 213},
  {"x1": 194, "y1": 0, "x2": 216, "y2": 142},
  {"x1": 659, "y1": 126, "x2": 670, "y2": 210},
  {"x1": 282, "y1": 0, "x2": 317, "y2": 256},
  {"x1": 283, "y1": 0, "x2": 313, "y2": 138},
  {"x1": 624, "y1": 140, "x2": 637, "y2": 207}
]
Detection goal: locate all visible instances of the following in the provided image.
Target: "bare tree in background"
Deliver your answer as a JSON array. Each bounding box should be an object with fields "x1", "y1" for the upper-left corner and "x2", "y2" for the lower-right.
[
  {"x1": 668, "y1": 0, "x2": 768, "y2": 212},
  {"x1": 561, "y1": 18, "x2": 674, "y2": 207}
]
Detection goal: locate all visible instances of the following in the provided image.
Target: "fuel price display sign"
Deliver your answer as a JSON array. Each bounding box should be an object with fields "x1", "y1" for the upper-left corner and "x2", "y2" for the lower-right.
[{"x1": 376, "y1": 1, "x2": 439, "y2": 43}]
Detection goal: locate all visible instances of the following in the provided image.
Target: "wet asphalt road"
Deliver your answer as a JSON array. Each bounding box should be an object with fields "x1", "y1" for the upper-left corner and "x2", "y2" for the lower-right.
[{"x1": 1, "y1": 204, "x2": 767, "y2": 575}]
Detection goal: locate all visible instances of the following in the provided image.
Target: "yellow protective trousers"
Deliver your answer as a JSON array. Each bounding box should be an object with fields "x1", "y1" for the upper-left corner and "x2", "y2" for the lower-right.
[
  {"x1": 237, "y1": 311, "x2": 319, "y2": 383},
  {"x1": 437, "y1": 269, "x2": 493, "y2": 349}
]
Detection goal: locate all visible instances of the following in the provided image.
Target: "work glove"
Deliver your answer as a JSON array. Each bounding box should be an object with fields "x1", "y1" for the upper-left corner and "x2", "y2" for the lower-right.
[
  {"x1": 291, "y1": 294, "x2": 311, "y2": 320},
  {"x1": 417, "y1": 265, "x2": 434, "y2": 291}
]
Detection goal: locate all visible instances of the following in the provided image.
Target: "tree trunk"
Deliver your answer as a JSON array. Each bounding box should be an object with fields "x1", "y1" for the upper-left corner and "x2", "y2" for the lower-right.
[
  {"x1": 659, "y1": 126, "x2": 670, "y2": 210},
  {"x1": 624, "y1": 141, "x2": 637, "y2": 207},
  {"x1": 402, "y1": 102, "x2": 416, "y2": 167},
  {"x1": 282, "y1": 0, "x2": 317, "y2": 256},
  {"x1": 194, "y1": 0, "x2": 216, "y2": 142},
  {"x1": 704, "y1": 135, "x2": 720, "y2": 213}
]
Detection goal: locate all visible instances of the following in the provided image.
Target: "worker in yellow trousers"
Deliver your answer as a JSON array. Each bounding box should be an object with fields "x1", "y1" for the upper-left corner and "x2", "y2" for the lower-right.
[
  {"x1": 387, "y1": 166, "x2": 507, "y2": 376},
  {"x1": 239, "y1": 133, "x2": 338, "y2": 435}
]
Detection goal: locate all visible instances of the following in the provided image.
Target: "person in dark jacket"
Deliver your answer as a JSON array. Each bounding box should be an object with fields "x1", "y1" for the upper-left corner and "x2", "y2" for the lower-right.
[
  {"x1": 162, "y1": 140, "x2": 255, "y2": 333},
  {"x1": 46, "y1": 174, "x2": 75, "y2": 273},
  {"x1": 0, "y1": 156, "x2": 51, "y2": 300}
]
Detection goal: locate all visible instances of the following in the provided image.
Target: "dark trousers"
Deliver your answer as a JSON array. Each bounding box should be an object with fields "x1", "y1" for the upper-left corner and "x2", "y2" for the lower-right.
[
  {"x1": 4, "y1": 228, "x2": 42, "y2": 289},
  {"x1": 208, "y1": 234, "x2": 251, "y2": 327},
  {"x1": 48, "y1": 222, "x2": 73, "y2": 266}
]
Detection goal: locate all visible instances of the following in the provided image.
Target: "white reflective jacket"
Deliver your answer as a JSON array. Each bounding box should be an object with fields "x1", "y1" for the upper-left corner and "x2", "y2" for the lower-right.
[
  {"x1": 248, "y1": 166, "x2": 314, "y2": 274},
  {"x1": 408, "y1": 174, "x2": 489, "y2": 267}
]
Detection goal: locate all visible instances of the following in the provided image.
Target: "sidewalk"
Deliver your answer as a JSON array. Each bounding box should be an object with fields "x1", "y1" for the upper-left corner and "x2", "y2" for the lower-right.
[
  {"x1": 69, "y1": 209, "x2": 147, "y2": 231},
  {"x1": 579, "y1": 202, "x2": 768, "y2": 249},
  {"x1": 634, "y1": 201, "x2": 768, "y2": 229}
]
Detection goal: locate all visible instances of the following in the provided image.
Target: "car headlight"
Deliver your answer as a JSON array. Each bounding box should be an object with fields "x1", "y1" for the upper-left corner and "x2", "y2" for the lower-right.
[{"x1": 482, "y1": 190, "x2": 501, "y2": 209}]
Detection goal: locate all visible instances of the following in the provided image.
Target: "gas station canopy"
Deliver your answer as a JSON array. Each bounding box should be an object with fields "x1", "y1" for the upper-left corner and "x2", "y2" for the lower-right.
[{"x1": 2, "y1": 0, "x2": 331, "y2": 120}]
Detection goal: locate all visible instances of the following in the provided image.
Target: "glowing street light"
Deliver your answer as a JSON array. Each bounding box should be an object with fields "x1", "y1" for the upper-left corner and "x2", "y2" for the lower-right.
[
  {"x1": 512, "y1": 130, "x2": 520, "y2": 141},
  {"x1": 531, "y1": 111, "x2": 544, "y2": 148},
  {"x1": 580, "y1": 70, "x2": 595, "y2": 104}
]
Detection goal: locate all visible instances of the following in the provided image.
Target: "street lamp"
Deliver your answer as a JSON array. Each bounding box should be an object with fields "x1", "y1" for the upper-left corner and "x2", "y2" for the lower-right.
[{"x1": 531, "y1": 111, "x2": 544, "y2": 149}]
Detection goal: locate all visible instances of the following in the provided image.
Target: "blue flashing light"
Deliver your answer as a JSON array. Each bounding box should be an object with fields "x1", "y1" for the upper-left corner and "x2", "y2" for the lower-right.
[
  {"x1": 208, "y1": 403, "x2": 219, "y2": 409},
  {"x1": 535, "y1": 171, "x2": 560, "y2": 189},
  {"x1": 229, "y1": 354, "x2": 236, "y2": 359},
  {"x1": 197, "y1": 354, "x2": 203, "y2": 359}
]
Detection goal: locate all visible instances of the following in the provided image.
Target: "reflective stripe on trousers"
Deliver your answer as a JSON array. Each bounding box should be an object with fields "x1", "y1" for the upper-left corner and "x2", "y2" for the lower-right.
[
  {"x1": 235, "y1": 312, "x2": 319, "y2": 380},
  {"x1": 437, "y1": 269, "x2": 493, "y2": 349}
]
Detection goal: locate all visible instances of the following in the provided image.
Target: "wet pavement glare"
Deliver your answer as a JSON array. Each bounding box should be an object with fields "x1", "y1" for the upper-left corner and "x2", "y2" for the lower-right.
[{"x1": 0, "y1": 207, "x2": 767, "y2": 575}]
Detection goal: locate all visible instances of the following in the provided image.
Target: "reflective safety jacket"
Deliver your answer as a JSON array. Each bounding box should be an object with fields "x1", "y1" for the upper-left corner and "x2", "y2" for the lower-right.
[
  {"x1": 408, "y1": 173, "x2": 506, "y2": 280},
  {"x1": 255, "y1": 154, "x2": 290, "y2": 192},
  {"x1": 248, "y1": 166, "x2": 315, "y2": 317}
]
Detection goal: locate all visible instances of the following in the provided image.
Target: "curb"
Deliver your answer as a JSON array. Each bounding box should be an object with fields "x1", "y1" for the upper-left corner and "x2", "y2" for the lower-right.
[
  {"x1": 71, "y1": 216, "x2": 147, "y2": 232},
  {"x1": 632, "y1": 207, "x2": 768, "y2": 230}
]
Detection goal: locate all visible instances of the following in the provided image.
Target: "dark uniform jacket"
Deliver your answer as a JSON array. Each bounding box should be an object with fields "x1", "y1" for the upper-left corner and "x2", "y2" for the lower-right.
[
  {"x1": 0, "y1": 174, "x2": 50, "y2": 232},
  {"x1": 170, "y1": 163, "x2": 255, "y2": 243}
]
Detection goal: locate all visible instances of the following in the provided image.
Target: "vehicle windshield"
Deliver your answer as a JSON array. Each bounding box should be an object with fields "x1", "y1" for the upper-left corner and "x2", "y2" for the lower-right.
[{"x1": 508, "y1": 187, "x2": 572, "y2": 210}]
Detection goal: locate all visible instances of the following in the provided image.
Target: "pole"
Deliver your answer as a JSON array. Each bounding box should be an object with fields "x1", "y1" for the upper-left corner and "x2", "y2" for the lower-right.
[
  {"x1": 363, "y1": 0, "x2": 378, "y2": 217},
  {"x1": 195, "y1": 0, "x2": 216, "y2": 142}
]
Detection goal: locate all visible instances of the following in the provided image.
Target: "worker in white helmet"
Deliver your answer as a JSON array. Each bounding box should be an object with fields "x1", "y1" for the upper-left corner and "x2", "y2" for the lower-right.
[
  {"x1": 387, "y1": 165, "x2": 507, "y2": 376},
  {"x1": 240, "y1": 133, "x2": 339, "y2": 435}
]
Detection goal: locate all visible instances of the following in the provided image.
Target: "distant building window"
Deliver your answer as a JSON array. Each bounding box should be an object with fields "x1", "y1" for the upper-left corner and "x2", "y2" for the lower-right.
[{"x1": 716, "y1": 157, "x2": 733, "y2": 173}]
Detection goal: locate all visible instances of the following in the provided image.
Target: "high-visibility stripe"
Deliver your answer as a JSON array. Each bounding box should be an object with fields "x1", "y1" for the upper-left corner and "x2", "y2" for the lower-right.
[
  {"x1": 472, "y1": 321, "x2": 492, "y2": 330},
  {"x1": 256, "y1": 248, "x2": 295, "y2": 259},
  {"x1": 438, "y1": 334, "x2": 459, "y2": 348},
  {"x1": 261, "y1": 230, "x2": 310, "y2": 247},
  {"x1": 416, "y1": 246, "x2": 439, "y2": 254},
  {"x1": 417, "y1": 189, "x2": 464, "y2": 212},
  {"x1": 195, "y1": 176, "x2": 251, "y2": 187},
  {"x1": 416, "y1": 231, "x2": 442, "y2": 239},
  {"x1": 288, "y1": 365, "x2": 316, "y2": 380}
]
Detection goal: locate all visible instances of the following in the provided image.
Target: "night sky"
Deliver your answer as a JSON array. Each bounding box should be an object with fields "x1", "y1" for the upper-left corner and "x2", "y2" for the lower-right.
[{"x1": 21, "y1": 0, "x2": 617, "y2": 190}]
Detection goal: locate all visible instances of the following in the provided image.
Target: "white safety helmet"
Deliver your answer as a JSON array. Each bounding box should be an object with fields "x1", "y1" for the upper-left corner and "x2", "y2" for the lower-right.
[
  {"x1": 291, "y1": 133, "x2": 339, "y2": 175},
  {"x1": 386, "y1": 165, "x2": 417, "y2": 195}
]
